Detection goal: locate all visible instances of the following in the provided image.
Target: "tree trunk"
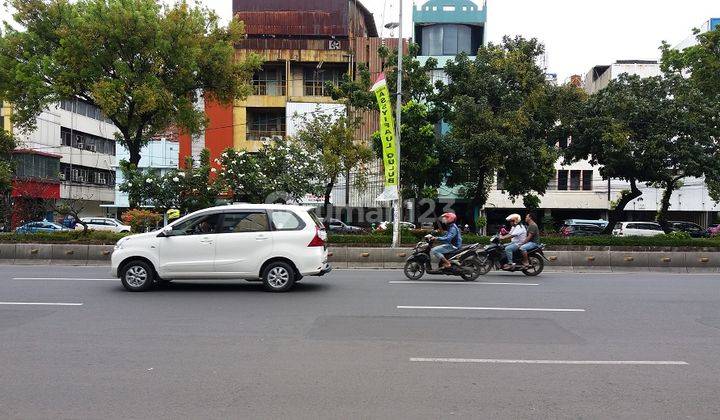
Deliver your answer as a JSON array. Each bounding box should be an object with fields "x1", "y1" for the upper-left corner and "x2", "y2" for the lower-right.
[
  {"x1": 656, "y1": 176, "x2": 682, "y2": 232},
  {"x1": 323, "y1": 181, "x2": 334, "y2": 222},
  {"x1": 603, "y1": 179, "x2": 642, "y2": 234},
  {"x1": 127, "y1": 139, "x2": 142, "y2": 166},
  {"x1": 470, "y1": 170, "x2": 489, "y2": 224}
]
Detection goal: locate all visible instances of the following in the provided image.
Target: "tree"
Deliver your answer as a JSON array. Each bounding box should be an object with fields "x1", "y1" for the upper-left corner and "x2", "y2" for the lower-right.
[
  {"x1": 119, "y1": 149, "x2": 218, "y2": 216},
  {"x1": 0, "y1": 0, "x2": 261, "y2": 165},
  {"x1": 52, "y1": 197, "x2": 90, "y2": 233},
  {"x1": 661, "y1": 26, "x2": 720, "y2": 208},
  {"x1": 329, "y1": 44, "x2": 447, "y2": 206},
  {"x1": 292, "y1": 109, "x2": 373, "y2": 220},
  {"x1": 216, "y1": 139, "x2": 322, "y2": 204},
  {"x1": 566, "y1": 73, "x2": 716, "y2": 232},
  {"x1": 0, "y1": 129, "x2": 16, "y2": 228},
  {"x1": 439, "y1": 36, "x2": 583, "y2": 212}
]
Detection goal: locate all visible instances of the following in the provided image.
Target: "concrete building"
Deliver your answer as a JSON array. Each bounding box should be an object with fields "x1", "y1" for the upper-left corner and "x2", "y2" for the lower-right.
[
  {"x1": 674, "y1": 17, "x2": 720, "y2": 50},
  {"x1": 103, "y1": 138, "x2": 180, "y2": 218},
  {"x1": 10, "y1": 100, "x2": 118, "y2": 217},
  {"x1": 583, "y1": 60, "x2": 661, "y2": 94},
  {"x1": 179, "y1": 0, "x2": 400, "y2": 213}
]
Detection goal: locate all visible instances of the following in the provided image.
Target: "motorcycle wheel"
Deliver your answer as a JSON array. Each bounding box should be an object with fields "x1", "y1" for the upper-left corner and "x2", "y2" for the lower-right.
[
  {"x1": 460, "y1": 259, "x2": 482, "y2": 281},
  {"x1": 522, "y1": 255, "x2": 544, "y2": 276},
  {"x1": 403, "y1": 261, "x2": 425, "y2": 280},
  {"x1": 477, "y1": 256, "x2": 492, "y2": 275}
]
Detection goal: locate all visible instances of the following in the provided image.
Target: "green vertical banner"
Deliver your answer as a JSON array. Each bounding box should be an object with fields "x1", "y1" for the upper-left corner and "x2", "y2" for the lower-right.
[{"x1": 371, "y1": 73, "x2": 399, "y2": 201}]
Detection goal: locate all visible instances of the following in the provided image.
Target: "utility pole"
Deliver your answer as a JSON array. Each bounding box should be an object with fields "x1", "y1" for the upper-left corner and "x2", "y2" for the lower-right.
[{"x1": 391, "y1": 0, "x2": 403, "y2": 248}]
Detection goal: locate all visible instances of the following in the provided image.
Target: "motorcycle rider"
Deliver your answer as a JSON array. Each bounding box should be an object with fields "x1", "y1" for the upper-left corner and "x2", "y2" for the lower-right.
[
  {"x1": 520, "y1": 213, "x2": 540, "y2": 268},
  {"x1": 499, "y1": 213, "x2": 526, "y2": 270},
  {"x1": 430, "y1": 212, "x2": 462, "y2": 269}
]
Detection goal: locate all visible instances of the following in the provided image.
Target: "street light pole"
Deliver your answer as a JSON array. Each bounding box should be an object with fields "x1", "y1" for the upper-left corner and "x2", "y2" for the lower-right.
[{"x1": 391, "y1": 0, "x2": 403, "y2": 248}]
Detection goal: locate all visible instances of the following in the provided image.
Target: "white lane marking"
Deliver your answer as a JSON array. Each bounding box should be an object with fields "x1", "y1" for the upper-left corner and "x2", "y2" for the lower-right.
[
  {"x1": 389, "y1": 281, "x2": 538, "y2": 286},
  {"x1": 0, "y1": 302, "x2": 83, "y2": 306},
  {"x1": 410, "y1": 358, "x2": 688, "y2": 365},
  {"x1": 11, "y1": 277, "x2": 115, "y2": 281},
  {"x1": 397, "y1": 305, "x2": 585, "y2": 312}
]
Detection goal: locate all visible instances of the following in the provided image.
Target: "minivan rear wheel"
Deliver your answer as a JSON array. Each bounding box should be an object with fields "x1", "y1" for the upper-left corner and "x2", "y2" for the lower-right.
[
  {"x1": 120, "y1": 260, "x2": 155, "y2": 292},
  {"x1": 262, "y1": 261, "x2": 295, "y2": 292}
]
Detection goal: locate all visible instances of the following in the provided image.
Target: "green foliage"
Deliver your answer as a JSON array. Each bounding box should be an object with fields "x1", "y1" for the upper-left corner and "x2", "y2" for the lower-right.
[
  {"x1": 0, "y1": 0, "x2": 261, "y2": 164},
  {"x1": 119, "y1": 149, "x2": 218, "y2": 213},
  {"x1": 330, "y1": 43, "x2": 446, "y2": 200},
  {"x1": 475, "y1": 216, "x2": 488, "y2": 229},
  {"x1": 120, "y1": 209, "x2": 162, "y2": 233},
  {"x1": 664, "y1": 230, "x2": 691, "y2": 240},
  {"x1": 291, "y1": 109, "x2": 373, "y2": 209},
  {"x1": 0, "y1": 128, "x2": 15, "y2": 195},
  {"x1": 439, "y1": 36, "x2": 584, "y2": 208},
  {"x1": 327, "y1": 233, "x2": 720, "y2": 248},
  {"x1": 0, "y1": 230, "x2": 129, "y2": 244},
  {"x1": 216, "y1": 138, "x2": 323, "y2": 203}
]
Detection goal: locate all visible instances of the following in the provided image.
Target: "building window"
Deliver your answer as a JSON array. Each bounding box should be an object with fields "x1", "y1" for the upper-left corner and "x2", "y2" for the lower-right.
[
  {"x1": 570, "y1": 170, "x2": 581, "y2": 190},
  {"x1": 12, "y1": 153, "x2": 60, "y2": 181},
  {"x1": 252, "y1": 66, "x2": 286, "y2": 96},
  {"x1": 60, "y1": 127, "x2": 115, "y2": 155},
  {"x1": 303, "y1": 67, "x2": 343, "y2": 96},
  {"x1": 420, "y1": 24, "x2": 472, "y2": 56},
  {"x1": 582, "y1": 170, "x2": 593, "y2": 191},
  {"x1": 60, "y1": 163, "x2": 115, "y2": 187},
  {"x1": 60, "y1": 99, "x2": 113, "y2": 124},
  {"x1": 247, "y1": 108, "x2": 286, "y2": 141},
  {"x1": 557, "y1": 170, "x2": 568, "y2": 191}
]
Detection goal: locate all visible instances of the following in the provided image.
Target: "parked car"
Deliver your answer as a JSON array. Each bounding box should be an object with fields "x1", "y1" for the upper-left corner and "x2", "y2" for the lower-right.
[
  {"x1": 76, "y1": 217, "x2": 131, "y2": 233},
  {"x1": 707, "y1": 224, "x2": 720, "y2": 237},
  {"x1": 563, "y1": 219, "x2": 609, "y2": 229},
  {"x1": 111, "y1": 204, "x2": 331, "y2": 292},
  {"x1": 377, "y1": 221, "x2": 416, "y2": 231},
  {"x1": 667, "y1": 221, "x2": 708, "y2": 238},
  {"x1": 560, "y1": 223, "x2": 604, "y2": 237},
  {"x1": 612, "y1": 222, "x2": 665, "y2": 237},
  {"x1": 325, "y1": 218, "x2": 363, "y2": 234},
  {"x1": 15, "y1": 221, "x2": 69, "y2": 234}
]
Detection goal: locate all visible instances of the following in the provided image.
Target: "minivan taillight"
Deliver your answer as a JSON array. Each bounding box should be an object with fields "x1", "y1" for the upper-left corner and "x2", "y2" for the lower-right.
[{"x1": 308, "y1": 226, "x2": 326, "y2": 247}]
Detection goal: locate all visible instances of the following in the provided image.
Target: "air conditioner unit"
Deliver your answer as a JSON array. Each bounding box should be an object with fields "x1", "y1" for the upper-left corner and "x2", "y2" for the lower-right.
[
  {"x1": 259, "y1": 137, "x2": 272, "y2": 145},
  {"x1": 86, "y1": 144, "x2": 96, "y2": 152},
  {"x1": 76, "y1": 142, "x2": 84, "y2": 150},
  {"x1": 59, "y1": 173, "x2": 66, "y2": 181},
  {"x1": 271, "y1": 135, "x2": 284, "y2": 141}
]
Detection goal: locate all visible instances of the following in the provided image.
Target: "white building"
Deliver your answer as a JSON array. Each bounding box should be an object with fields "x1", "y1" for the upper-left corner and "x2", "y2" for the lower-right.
[
  {"x1": 14, "y1": 99, "x2": 119, "y2": 216},
  {"x1": 103, "y1": 138, "x2": 180, "y2": 218},
  {"x1": 583, "y1": 60, "x2": 662, "y2": 94}
]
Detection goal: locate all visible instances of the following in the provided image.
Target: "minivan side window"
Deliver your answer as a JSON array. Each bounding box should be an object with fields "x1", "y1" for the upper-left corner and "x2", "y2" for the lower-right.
[
  {"x1": 172, "y1": 213, "x2": 220, "y2": 235},
  {"x1": 270, "y1": 210, "x2": 306, "y2": 231},
  {"x1": 219, "y1": 212, "x2": 269, "y2": 233}
]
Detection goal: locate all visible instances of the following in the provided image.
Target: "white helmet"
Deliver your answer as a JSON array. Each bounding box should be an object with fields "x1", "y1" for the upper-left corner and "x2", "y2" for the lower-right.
[{"x1": 505, "y1": 213, "x2": 521, "y2": 223}]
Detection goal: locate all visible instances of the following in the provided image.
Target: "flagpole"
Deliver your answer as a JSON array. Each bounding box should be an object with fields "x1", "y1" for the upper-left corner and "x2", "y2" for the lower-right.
[{"x1": 391, "y1": 0, "x2": 403, "y2": 248}]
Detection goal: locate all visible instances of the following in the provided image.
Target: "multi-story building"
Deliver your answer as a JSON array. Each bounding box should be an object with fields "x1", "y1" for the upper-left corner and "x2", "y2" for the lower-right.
[
  {"x1": 179, "y1": 0, "x2": 398, "y2": 214},
  {"x1": 674, "y1": 17, "x2": 719, "y2": 50},
  {"x1": 584, "y1": 60, "x2": 661, "y2": 94},
  {"x1": 10, "y1": 99, "x2": 118, "y2": 218},
  {"x1": 103, "y1": 138, "x2": 180, "y2": 218}
]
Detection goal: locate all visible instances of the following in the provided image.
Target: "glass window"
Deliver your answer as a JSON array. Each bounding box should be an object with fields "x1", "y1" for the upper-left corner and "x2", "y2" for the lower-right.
[
  {"x1": 253, "y1": 66, "x2": 286, "y2": 96},
  {"x1": 570, "y1": 170, "x2": 581, "y2": 190},
  {"x1": 172, "y1": 213, "x2": 220, "y2": 235},
  {"x1": 557, "y1": 170, "x2": 568, "y2": 190},
  {"x1": 582, "y1": 170, "x2": 593, "y2": 191},
  {"x1": 270, "y1": 210, "x2": 305, "y2": 231},
  {"x1": 247, "y1": 108, "x2": 286, "y2": 141},
  {"x1": 303, "y1": 67, "x2": 343, "y2": 96},
  {"x1": 443, "y1": 25, "x2": 458, "y2": 55},
  {"x1": 219, "y1": 212, "x2": 269, "y2": 233}
]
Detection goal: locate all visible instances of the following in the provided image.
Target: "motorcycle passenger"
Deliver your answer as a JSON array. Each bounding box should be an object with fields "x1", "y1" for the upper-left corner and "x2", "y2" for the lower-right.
[
  {"x1": 430, "y1": 212, "x2": 462, "y2": 269},
  {"x1": 499, "y1": 213, "x2": 526, "y2": 270},
  {"x1": 520, "y1": 213, "x2": 540, "y2": 268}
]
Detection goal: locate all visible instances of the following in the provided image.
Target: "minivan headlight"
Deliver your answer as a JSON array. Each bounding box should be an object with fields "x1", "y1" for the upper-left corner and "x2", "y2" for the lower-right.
[{"x1": 114, "y1": 237, "x2": 130, "y2": 250}]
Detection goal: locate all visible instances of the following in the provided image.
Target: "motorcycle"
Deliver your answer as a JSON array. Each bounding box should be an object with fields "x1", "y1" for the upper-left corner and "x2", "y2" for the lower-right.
[
  {"x1": 403, "y1": 234, "x2": 483, "y2": 281},
  {"x1": 476, "y1": 235, "x2": 548, "y2": 276}
]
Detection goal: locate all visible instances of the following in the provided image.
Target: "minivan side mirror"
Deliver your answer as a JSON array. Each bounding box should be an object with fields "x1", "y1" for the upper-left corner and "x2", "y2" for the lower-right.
[{"x1": 158, "y1": 225, "x2": 174, "y2": 237}]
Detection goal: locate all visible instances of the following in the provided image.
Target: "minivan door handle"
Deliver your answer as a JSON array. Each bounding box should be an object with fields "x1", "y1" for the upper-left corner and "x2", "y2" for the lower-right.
[
  {"x1": 199, "y1": 236, "x2": 213, "y2": 244},
  {"x1": 255, "y1": 234, "x2": 269, "y2": 241}
]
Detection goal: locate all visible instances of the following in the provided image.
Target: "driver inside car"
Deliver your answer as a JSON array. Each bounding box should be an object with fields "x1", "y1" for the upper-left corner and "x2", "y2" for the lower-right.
[{"x1": 430, "y1": 212, "x2": 462, "y2": 269}]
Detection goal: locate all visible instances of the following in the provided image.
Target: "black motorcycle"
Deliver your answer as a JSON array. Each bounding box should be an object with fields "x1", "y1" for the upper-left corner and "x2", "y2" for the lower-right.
[
  {"x1": 403, "y1": 235, "x2": 482, "y2": 281},
  {"x1": 476, "y1": 235, "x2": 548, "y2": 276}
]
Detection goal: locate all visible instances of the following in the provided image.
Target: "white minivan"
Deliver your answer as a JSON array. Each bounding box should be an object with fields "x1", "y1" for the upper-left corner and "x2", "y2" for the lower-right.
[{"x1": 111, "y1": 204, "x2": 330, "y2": 292}]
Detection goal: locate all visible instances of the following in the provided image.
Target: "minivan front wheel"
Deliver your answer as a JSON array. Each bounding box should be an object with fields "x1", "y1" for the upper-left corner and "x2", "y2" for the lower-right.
[
  {"x1": 120, "y1": 260, "x2": 155, "y2": 292},
  {"x1": 262, "y1": 261, "x2": 295, "y2": 292}
]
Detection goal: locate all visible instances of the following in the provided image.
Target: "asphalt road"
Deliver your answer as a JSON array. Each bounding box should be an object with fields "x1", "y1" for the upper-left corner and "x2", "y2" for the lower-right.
[{"x1": 1, "y1": 265, "x2": 719, "y2": 419}]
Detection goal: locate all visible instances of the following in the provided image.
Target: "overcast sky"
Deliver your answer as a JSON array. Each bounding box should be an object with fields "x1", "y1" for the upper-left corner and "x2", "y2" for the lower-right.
[{"x1": 203, "y1": 0, "x2": 720, "y2": 82}]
